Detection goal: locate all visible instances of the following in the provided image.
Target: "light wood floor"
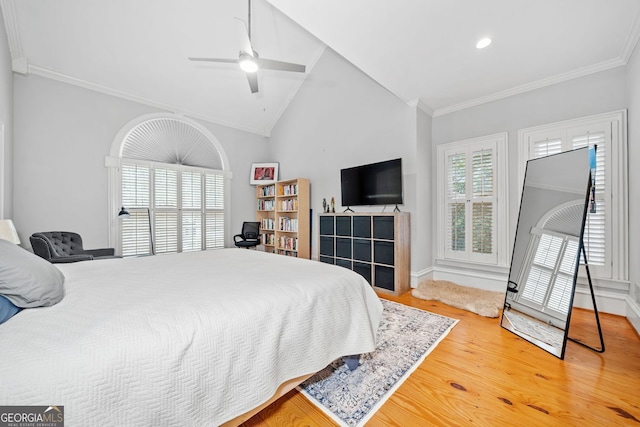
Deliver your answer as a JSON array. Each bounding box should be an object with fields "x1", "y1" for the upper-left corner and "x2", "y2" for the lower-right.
[{"x1": 242, "y1": 291, "x2": 640, "y2": 426}]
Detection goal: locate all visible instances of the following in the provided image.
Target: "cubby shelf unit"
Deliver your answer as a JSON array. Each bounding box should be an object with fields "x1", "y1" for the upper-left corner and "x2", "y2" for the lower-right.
[{"x1": 319, "y1": 212, "x2": 410, "y2": 295}]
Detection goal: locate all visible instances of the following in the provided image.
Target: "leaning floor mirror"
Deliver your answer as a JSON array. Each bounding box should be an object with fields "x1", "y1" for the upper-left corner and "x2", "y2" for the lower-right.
[{"x1": 501, "y1": 147, "x2": 593, "y2": 359}]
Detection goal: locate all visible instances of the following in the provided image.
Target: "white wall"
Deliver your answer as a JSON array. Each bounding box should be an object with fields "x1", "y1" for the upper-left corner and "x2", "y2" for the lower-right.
[
  {"x1": 626, "y1": 44, "x2": 640, "y2": 331},
  {"x1": 414, "y1": 108, "x2": 433, "y2": 279},
  {"x1": 13, "y1": 74, "x2": 269, "y2": 249},
  {"x1": 0, "y1": 8, "x2": 13, "y2": 219},
  {"x1": 432, "y1": 67, "x2": 629, "y2": 306},
  {"x1": 269, "y1": 48, "x2": 429, "y2": 272},
  {"x1": 433, "y1": 66, "x2": 628, "y2": 229}
]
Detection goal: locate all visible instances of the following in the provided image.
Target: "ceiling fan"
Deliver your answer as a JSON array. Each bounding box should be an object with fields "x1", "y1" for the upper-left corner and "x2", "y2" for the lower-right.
[{"x1": 188, "y1": 0, "x2": 306, "y2": 94}]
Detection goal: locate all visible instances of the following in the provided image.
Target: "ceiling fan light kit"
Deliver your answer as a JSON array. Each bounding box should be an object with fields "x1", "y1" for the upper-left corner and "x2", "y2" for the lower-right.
[
  {"x1": 239, "y1": 52, "x2": 259, "y2": 73},
  {"x1": 189, "y1": 0, "x2": 306, "y2": 94}
]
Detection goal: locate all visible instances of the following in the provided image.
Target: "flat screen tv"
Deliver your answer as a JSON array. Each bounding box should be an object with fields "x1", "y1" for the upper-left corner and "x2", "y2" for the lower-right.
[{"x1": 340, "y1": 158, "x2": 403, "y2": 207}]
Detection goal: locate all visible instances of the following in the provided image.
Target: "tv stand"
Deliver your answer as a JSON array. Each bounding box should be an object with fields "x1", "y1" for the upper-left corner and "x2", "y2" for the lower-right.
[
  {"x1": 393, "y1": 205, "x2": 401, "y2": 213},
  {"x1": 343, "y1": 207, "x2": 354, "y2": 213},
  {"x1": 319, "y1": 212, "x2": 410, "y2": 296}
]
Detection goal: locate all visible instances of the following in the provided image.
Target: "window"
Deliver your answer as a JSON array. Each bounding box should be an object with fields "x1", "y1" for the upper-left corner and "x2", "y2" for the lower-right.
[
  {"x1": 107, "y1": 114, "x2": 230, "y2": 256},
  {"x1": 121, "y1": 163, "x2": 225, "y2": 256},
  {"x1": 437, "y1": 133, "x2": 508, "y2": 267},
  {"x1": 518, "y1": 111, "x2": 628, "y2": 281}
]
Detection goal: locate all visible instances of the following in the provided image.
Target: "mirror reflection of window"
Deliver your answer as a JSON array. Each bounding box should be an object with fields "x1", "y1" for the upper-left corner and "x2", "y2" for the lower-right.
[
  {"x1": 531, "y1": 132, "x2": 605, "y2": 268},
  {"x1": 518, "y1": 229, "x2": 579, "y2": 319}
]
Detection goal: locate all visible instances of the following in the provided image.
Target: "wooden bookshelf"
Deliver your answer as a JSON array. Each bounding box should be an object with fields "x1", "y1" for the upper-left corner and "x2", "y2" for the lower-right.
[{"x1": 256, "y1": 178, "x2": 310, "y2": 259}]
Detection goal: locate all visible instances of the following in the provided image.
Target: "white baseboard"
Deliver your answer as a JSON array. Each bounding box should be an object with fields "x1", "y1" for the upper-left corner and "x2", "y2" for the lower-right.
[
  {"x1": 626, "y1": 295, "x2": 640, "y2": 335},
  {"x1": 410, "y1": 267, "x2": 434, "y2": 287},
  {"x1": 572, "y1": 284, "x2": 629, "y2": 316},
  {"x1": 425, "y1": 266, "x2": 508, "y2": 292},
  {"x1": 411, "y1": 267, "x2": 634, "y2": 320}
]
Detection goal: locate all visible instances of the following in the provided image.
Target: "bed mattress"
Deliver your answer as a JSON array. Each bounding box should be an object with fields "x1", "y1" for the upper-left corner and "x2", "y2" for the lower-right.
[{"x1": 0, "y1": 249, "x2": 383, "y2": 426}]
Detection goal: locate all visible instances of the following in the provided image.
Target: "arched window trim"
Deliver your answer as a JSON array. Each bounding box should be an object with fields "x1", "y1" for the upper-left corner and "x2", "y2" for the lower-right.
[
  {"x1": 106, "y1": 113, "x2": 232, "y2": 254},
  {"x1": 109, "y1": 113, "x2": 231, "y2": 170}
]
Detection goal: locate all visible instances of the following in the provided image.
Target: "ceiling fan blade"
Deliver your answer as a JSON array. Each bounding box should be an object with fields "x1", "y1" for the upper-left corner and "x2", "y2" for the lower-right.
[
  {"x1": 258, "y1": 58, "x2": 306, "y2": 73},
  {"x1": 188, "y1": 57, "x2": 239, "y2": 64},
  {"x1": 246, "y1": 72, "x2": 258, "y2": 93},
  {"x1": 235, "y1": 17, "x2": 254, "y2": 56}
]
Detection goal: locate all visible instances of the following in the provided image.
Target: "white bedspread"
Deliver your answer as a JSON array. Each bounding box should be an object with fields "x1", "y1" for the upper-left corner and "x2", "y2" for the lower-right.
[{"x1": 0, "y1": 249, "x2": 382, "y2": 426}]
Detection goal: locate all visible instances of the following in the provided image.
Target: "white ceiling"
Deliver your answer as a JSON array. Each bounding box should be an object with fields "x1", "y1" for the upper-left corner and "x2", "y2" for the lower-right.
[{"x1": 3, "y1": 0, "x2": 640, "y2": 136}]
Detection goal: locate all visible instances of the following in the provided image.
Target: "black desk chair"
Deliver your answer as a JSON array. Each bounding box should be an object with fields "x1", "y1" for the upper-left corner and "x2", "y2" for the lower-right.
[{"x1": 233, "y1": 222, "x2": 261, "y2": 249}]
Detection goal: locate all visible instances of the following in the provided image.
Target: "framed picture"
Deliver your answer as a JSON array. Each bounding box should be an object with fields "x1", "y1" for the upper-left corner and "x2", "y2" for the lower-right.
[{"x1": 250, "y1": 162, "x2": 279, "y2": 185}]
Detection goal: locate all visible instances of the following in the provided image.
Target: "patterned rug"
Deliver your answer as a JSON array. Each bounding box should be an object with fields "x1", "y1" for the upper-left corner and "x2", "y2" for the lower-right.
[{"x1": 299, "y1": 299, "x2": 458, "y2": 427}]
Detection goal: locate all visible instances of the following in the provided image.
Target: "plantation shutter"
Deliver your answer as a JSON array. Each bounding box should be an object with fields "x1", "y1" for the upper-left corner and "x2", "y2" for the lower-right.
[
  {"x1": 121, "y1": 164, "x2": 151, "y2": 256},
  {"x1": 471, "y1": 149, "x2": 494, "y2": 256},
  {"x1": 182, "y1": 171, "x2": 202, "y2": 252},
  {"x1": 446, "y1": 153, "x2": 466, "y2": 255},
  {"x1": 532, "y1": 138, "x2": 562, "y2": 158},
  {"x1": 443, "y1": 141, "x2": 497, "y2": 264},
  {"x1": 154, "y1": 168, "x2": 178, "y2": 254},
  {"x1": 570, "y1": 132, "x2": 606, "y2": 266},
  {"x1": 529, "y1": 129, "x2": 607, "y2": 272},
  {"x1": 205, "y1": 174, "x2": 225, "y2": 249},
  {"x1": 121, "y1": 163, "x2": 225, "y2": 256}
]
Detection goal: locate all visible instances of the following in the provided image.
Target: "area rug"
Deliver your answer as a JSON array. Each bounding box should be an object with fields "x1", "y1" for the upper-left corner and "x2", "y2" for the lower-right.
[
  {"x1": 412, "y1": 279, "x2": 505, "y2": 318},
  {"x1": 299, "y1": 299, "x2": 458, "y2": 427}
]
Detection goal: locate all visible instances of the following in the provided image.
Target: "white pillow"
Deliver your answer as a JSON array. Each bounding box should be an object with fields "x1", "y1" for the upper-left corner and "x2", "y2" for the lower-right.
[{"x1": 0, "y1": 239, "x2": 65, "y2": 308}]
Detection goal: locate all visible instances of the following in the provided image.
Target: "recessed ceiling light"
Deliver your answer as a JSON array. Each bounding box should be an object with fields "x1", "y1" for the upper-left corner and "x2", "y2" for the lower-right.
[{"x1": 476, "y1": 38, "x2": 492, "y2": 49}]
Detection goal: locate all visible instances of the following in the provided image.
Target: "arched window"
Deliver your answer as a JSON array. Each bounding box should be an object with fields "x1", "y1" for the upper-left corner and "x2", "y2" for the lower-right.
[{"x1": 107, "y1": 114, "x2": 231, "y2": 256}]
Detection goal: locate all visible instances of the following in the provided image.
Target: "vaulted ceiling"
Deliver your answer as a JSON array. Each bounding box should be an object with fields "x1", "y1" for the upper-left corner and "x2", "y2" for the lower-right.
[{"x1": 3, "y1": 0, "x2": 640, "y2": 136}]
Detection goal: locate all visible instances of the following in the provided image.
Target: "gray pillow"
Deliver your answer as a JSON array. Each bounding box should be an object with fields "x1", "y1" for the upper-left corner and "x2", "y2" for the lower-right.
[{"x1": 0, "y1": 239, "x2": 65, "y2": 308}]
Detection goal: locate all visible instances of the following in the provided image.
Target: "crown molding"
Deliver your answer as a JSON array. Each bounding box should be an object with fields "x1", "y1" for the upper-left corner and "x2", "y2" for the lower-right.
[
  {"x1": 407, "y1": 99, "x2": 434, "y2": 117},
  {"x1": 432, "y1": 57, "x2": 627, "y2": 117},
  {"x1": 0, "y1": 0, "x2": 24, "y2": 62},
  {"x1": 621, "y1": 9, "x2": 640, "y2": 62},
  {"x1": 11, "y1": 56, "x2": 27, "y2": 75},
  {"x1": 27, "y1": 65, "x2": 270, "y2": 137}
]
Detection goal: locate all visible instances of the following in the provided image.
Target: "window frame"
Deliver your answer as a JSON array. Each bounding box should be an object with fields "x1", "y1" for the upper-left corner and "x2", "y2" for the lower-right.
[
  {"x1": 113, "y1": 158, "x2": 229, "y2": 256},
  {"x1": 517, "y1": 110, "x2": 628, "y2": 282},
  {"x1": 107, "y1": 113, "x2": 232, "y2": 255},
  {"x1": 436, "y1": 132, "x2": 509, "y2": 268}
]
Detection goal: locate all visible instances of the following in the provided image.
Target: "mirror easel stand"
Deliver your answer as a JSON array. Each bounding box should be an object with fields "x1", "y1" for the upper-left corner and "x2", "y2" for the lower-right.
[{"x1": 566, "y1": 243, "x2": 605, "y2": 353}]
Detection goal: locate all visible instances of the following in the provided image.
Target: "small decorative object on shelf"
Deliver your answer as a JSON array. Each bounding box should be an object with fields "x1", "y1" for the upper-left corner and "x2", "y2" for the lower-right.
[
  {"x1": 330, "y1": 197, "x2": 335, "y2": 213},
  {"x1": 322, "y1": 198, "x2": 327, "y2": 213}
]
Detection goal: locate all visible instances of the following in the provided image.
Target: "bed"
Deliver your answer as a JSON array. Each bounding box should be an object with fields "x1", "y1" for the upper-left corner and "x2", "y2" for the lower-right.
[{"x1": 0, "y1": 247, "x2": 383, "y2": 426}]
